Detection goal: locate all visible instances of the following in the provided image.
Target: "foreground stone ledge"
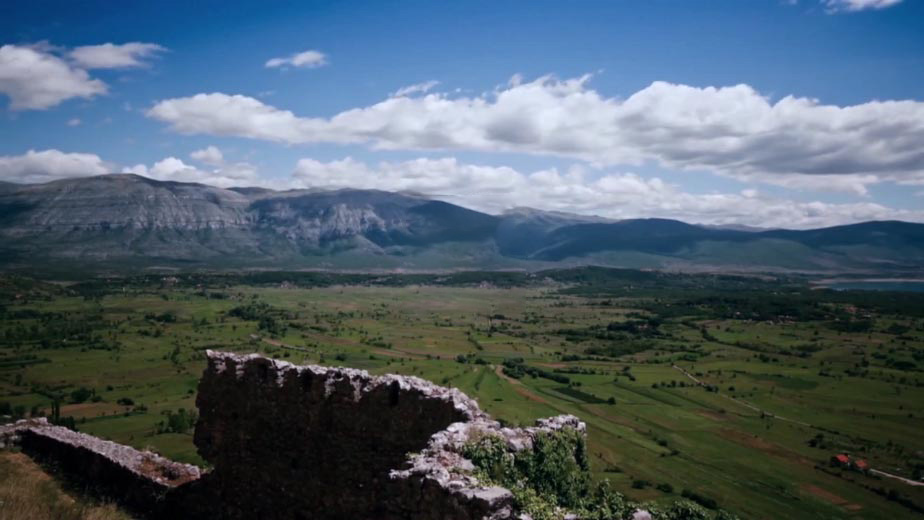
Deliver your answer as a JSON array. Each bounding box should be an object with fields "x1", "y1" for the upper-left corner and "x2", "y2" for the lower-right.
[
  {"x1": 0, "y1": 417, "x2": 200, "y2": 512},
  {"x1": 1, "y1": 351, "x2": 590, "y2": 519}
]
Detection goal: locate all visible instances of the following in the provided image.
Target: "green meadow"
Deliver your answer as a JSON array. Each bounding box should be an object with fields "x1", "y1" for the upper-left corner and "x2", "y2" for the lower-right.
[{"x1": 1, "y1": 269, "x2": 923, "y2": 519}]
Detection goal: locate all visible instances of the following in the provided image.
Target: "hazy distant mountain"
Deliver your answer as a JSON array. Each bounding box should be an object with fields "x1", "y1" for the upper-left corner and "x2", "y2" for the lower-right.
[
  {"x1": 703, "y1": 223, "x2": 775, "y2": 232},
  {"x1": 0, "y1": 174, "x2": 921, "y2": 274}
]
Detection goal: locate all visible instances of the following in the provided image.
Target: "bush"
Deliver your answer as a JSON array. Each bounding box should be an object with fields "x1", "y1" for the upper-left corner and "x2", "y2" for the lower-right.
[
  {"x1": 461, "y1": 428, "x2": 597, "y2": 518},
  {"x1": 681, "y1": 489, "x2": 719, "y2": 510},
  {"x1": 69, "y1": 387, "x2": 93, "y2": 404}
]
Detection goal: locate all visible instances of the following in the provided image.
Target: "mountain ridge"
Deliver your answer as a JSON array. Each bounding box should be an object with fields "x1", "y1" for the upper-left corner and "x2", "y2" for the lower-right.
[{"x1": 0, "y1": 174, "x2": 921, "y2": 274}]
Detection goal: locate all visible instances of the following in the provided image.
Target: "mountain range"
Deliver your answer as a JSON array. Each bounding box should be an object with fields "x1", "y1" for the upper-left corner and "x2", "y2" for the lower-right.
[{"x1": 0, "y1": 174, "x2": 922, "y2": 274}]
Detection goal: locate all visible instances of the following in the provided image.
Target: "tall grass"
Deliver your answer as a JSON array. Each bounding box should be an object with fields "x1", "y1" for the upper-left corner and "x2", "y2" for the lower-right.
[{"x1": 0, "y1": 451, "x2": 131, "y2": 520}]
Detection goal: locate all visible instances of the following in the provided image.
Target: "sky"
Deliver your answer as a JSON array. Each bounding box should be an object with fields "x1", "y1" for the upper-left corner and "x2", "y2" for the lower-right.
[{"x1": 1, "y1": 0, "x2": 923, "y2": 229}]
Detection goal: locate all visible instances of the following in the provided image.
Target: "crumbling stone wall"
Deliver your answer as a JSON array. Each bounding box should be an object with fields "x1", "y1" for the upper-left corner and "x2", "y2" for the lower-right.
[
  {"x1": 2, "y1": 351, "x2": 590, "y2": 520},
  {"x1": 182, "y1": 351, "x2": 519, "y2": 519},
  {"x1": 0, "y1": 418, "x2": 200, "y2": 514}
]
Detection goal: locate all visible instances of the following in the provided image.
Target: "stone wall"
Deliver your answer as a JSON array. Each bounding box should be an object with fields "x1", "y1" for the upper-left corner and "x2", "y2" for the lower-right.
[
  {"x1": 0, "y1": 418, "x2": 200, "y2": 514},
  {"x1": 1, "y1": 351, "x2": 590, "y2": 520}
]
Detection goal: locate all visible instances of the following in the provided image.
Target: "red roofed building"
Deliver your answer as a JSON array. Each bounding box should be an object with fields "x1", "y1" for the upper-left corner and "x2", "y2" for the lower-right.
[
  {"x1": 830, "y1": 454, "x2": 850, "y2": 467},
  {"x1": 853, "y1": 459, "x2": 870, "y2": 473}
]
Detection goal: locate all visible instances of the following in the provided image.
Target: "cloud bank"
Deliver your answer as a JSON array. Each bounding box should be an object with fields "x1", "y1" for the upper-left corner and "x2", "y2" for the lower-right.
[
  {"x1": 290, "y1": 156, "x2": 924, "y2": 229},
  {"x1": 147, "y1": 76, "x2": 924, "y2": 193},
  {"x1": 0, "y1": 149, "x2": 111, "y2": 183},
  {"x1": 2, "y1": 148, "x2": 921, "y2": 228}
]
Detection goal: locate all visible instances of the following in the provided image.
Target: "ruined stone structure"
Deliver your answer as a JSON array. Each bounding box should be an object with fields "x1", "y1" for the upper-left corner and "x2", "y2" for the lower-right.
[
  {"x1": 0, "y1": 417, "x2": 200, "y2": 512},
  {"x1": 1, "y1": 351, "x2": 590, "y2": 519}
]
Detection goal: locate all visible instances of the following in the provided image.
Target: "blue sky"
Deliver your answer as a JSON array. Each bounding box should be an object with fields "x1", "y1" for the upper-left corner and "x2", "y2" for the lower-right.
[{"x1": 1, "y1": 0, "x2": 923, "y2": 228}]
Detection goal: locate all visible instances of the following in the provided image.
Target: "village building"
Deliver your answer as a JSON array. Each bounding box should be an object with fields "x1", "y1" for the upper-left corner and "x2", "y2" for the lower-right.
[{"x1": 830, "y1": 453, "x2": 850, "y2": 467}]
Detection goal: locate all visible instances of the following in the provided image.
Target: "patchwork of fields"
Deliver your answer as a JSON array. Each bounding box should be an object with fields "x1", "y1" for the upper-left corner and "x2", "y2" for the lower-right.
[{"x1": 1, "y1": 269, "x2": 923, "y2": 519}]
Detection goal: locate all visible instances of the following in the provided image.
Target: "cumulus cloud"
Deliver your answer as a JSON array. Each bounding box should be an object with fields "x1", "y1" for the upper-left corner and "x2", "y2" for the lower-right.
[
  {"x1": 391, "y1": 80, "x2": 440, "y2": 98},
  {"x1": 265, "y1": 49, "x2": 327, "y2": 69},
  {"x1": 147, "y1": 76, "x2": 924, "y2": 192},
  {"x1": 127, "y1": 150, "x2": 259, "y2": 188},
  {"x1": 1, "y1": 42, "x2": 165, "y2": 110},
  {"x1": 147, "y1": 93, "x2": 328, "y2": 143},
  {"x1": 69, "y1": 42, "x2": 165, "y2": 69},
  {"x1": 190, "y1": 145, "x2": 224, "y2": 166},
  {"x1": 0, "y1": 44, "x2": 107, "y2": 110},
  {"x1": 0, "y1": 145, "x2": 256, "y2": 188},
  {"x1": 0, "y1": 147, "x2": 256, "y2": 189},
  {"x1": 0, "y1": 149, "x2": 111, "y2": 183},
  {"x1": 291, "y1": 156, "x2": 924, "y2": 229},
  {"x1": 67, "y1": 118, "x2": 82, "y2": 127},
  {"x1": 823, "y1": 0, "x2": 902, "y2": 12}
]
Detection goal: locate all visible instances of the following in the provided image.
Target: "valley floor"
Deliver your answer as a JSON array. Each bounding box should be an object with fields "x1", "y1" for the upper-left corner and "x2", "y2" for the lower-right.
[{"x1": 1, "y1": 270, "x2": 923, "y2": 519}]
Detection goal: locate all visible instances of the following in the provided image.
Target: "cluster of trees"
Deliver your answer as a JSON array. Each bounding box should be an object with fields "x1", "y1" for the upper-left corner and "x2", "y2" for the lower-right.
[
  {"x1": 68, "y1": 386, "x2": 98, "y2": 404},
  {"x1": 502, "y1": 358, "x2": 570, "y2": 384},
  {"x1": 228, "y1": 301, "x2": 287, "y2": 336},
  {"x1": 0, "y1": 310, "x2": 110, "y2": 350},
  {"x1": 455, "y1": 353, "x2": 488, "y2": 365},
  {"x1": 155, "y1": 408, "x2": 198, "y2": 435}
]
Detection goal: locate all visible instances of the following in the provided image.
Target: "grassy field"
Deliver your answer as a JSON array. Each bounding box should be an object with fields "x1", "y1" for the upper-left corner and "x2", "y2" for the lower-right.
[{"x1": 1, "y1": 269, "x2": 923, "y2": 519}]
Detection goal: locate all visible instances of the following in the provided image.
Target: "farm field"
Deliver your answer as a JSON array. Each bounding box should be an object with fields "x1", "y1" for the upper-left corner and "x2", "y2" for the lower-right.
[{"x1": 1, "y1": 268, "x2": 923, "y2": 519}]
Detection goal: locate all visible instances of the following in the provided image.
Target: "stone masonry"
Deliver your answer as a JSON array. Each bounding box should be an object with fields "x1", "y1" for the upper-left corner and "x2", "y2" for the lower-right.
[{"x1": 1, "y1": 351, "x2": 590, "y2": 519}]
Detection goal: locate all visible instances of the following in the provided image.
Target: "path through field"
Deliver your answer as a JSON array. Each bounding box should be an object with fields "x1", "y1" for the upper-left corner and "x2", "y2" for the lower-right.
[
  {"x1": 493, "y1": 365, "x2": 553, "y2": 405},
  {"x1": 672, "y1": 365, "x2": 812, "y2": 427},
  {"x1": 871, "y1": 469, "x2": 924, "y2": 487},
  {"x1": 671, "y1": 366, "x2": 924, "y2": 488}
]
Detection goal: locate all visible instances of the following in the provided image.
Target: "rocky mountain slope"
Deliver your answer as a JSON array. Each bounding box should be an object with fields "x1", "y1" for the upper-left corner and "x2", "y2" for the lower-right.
[{"x1": 0, "y1": 174, "x2": 921, "y2": 273}]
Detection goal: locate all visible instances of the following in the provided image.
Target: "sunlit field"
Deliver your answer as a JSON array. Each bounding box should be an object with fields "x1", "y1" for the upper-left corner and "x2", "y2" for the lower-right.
[{"x1": 2, "y1": 270, "x2": 923, "y2": 518}]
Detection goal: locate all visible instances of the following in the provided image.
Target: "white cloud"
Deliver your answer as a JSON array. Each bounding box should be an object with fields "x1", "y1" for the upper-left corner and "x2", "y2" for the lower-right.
[
  {"x1": 391, "y1": 80, "x2": 440, "y2": 98},
  {"x1": 0, "y1": 42, "x2": 164, "y2": 110},
  {"x1": 190, "y1": 145, "x2": 224, "y2": 166},
  {"x1": 126, "y1": 154, "x2": 260, "y2": 188},
  {"x1": 265, "y1": 49, "x2": 327, "y2": 69},
  {"x1": 823, "y1": 0, "x2": 902, "y2": 12},
  {"x1": 0, "y1": 149, "x2": 111, "y2": 183},
  {"x1": 291, "y1": 156, "x2": 924, "y2": 229},
  {"x1": 67, "y1": 118, "x2": 82, "y2": 127},
  {"x1": 0, "y1": 145, "x2": 256, "y2": 188},
  {"x1": 147, "y1": 76, "x2": 924, "y2": 191},
  {"x1": 0, "y1": 44, "x2": 106, "y2": 110},
  {"x1": 148, "y1": 93, "x2": 329, "y2": 144},
  {"x1": 732, "y1": 172, "x2": 880, "y2": 196},
  {"x1": 69, "y1": 42, "x2": 165, "y2": 69}
]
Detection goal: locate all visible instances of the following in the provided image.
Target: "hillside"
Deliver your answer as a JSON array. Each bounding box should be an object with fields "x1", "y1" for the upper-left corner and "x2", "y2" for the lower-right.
[{"x1": 0, "y1": 174, "x2": 922, "y2": 273}]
